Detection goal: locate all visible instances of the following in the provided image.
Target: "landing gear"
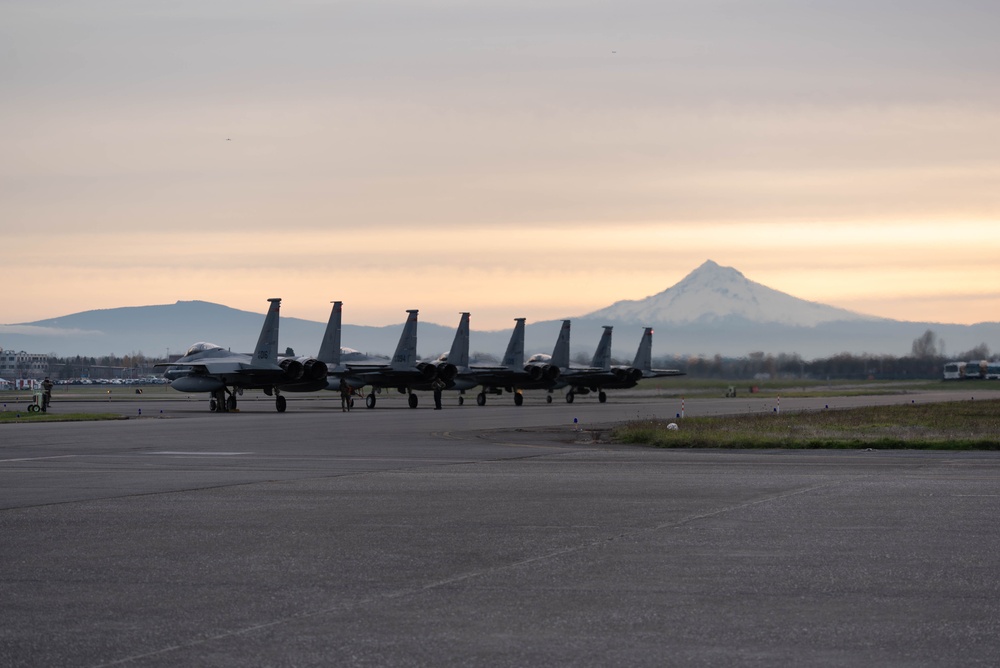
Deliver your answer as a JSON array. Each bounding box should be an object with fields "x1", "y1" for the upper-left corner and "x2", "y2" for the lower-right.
[
  {"x1": 476, "y1": 392, "x2": 487, "y2": 407},
  {"x1": 276, "y1": 394, "x2": 287, "y2": 412},
  {"x1": 566, "y1": 391, "x2": 575, "y2": 404},
  {"x1": 227, "y1": 394, "x2": 238, "y2": 411},
  {"x1": 546, "y1": 394, "x2": 553, "y2": 404},
  {"x1": 598, "y1": 391, "x2": 607, "y2": 403},
  {"x1": 408, "y1": 393, "x2": 418, "y2": 409},
  {"x1": 366, "y1": 393, "x2": 377, "y2": 409},
  {"x1": 514, "y1": 392, "x2": 524, "y2": 406},
  {"x1": 458, "y1": 396, "x2": 464, "y2": 406}
]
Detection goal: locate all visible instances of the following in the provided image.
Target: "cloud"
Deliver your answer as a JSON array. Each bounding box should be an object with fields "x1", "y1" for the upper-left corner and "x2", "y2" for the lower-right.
[{"x1": 0, "y1": 325, "x2": 104, "y2": 338}]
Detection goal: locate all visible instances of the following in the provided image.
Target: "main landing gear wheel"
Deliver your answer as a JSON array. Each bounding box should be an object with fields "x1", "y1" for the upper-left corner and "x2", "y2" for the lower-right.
[
  {"x1": 276, "y1": 395, "x2": 287, "y2": 412},
  {"x1": 366, "y1": 393, "x2": 377, "y2": 409},
  {"x1": 598, "y1": 391, "x2": 607, "y2": 403},
  {"x1": 227, "y1": 395, "x2": 237, "y2": 411},
  {"x1": 514, "y1": 393, "x2": 524, "y2": 406},
  {"x1": 566, "y1": 392, "x2": 575, "y2": 404},
  {"x1": 408, "y1": 393, "x2": 418, "y2": 409},
  {"x1": 476, "y1": 392, "x2": 486, "y2": 407},
  {"x1": 458, "y1": 396, "x2": 464, "y2": 406},
  {"x1": 546, "y1": 395, "x2": 552, "y2": 404}
]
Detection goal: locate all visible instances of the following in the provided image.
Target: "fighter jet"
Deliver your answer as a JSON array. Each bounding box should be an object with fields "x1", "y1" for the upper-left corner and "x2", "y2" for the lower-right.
[
  {"x1": 554, "y1": 326, "x2": 685, "y2": 403},
  {"x1": 462, "y1": 318, "x2": 563, "y2": 406},
  {"x1": 419, "y1": 312, "x2": 479, "y2": 404},
  {"x1": 157, "y1": 298, "x2": 327, "y2": 412},
  {"x1": 303, "y1": 305, "x2": 447, "y2": 409}
]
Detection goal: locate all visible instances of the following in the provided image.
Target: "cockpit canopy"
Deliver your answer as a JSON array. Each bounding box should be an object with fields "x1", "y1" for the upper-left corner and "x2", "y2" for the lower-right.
[
  {"x1": 527, "y1": 353, "x2": 551, "y2": 364},
  {"x1": 184, "y1": 342, "x2": 224, "y2": 357}
]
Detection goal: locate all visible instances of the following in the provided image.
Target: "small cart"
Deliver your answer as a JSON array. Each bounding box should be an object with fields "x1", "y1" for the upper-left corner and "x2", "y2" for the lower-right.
[{"x1": 28, "y1": 390, "x2": 49, "y2": 413}]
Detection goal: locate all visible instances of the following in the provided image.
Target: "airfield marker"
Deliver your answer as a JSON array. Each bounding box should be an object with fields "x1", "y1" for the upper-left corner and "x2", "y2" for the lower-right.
[{"x1": 681, "y1": 397, "x2": 685, "y2": 419}]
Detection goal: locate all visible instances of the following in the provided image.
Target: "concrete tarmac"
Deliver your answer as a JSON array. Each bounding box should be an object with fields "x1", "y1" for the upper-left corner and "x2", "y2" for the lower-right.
[{"x1": 3, "y1": 391, "x2": 1000, "y2": 666}]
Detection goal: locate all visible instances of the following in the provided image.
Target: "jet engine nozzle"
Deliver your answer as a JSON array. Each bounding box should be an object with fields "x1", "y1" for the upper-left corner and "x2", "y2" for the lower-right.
[
  {"x1": 280, "y1": 358, "x2": 304, "y2": 381},
  {"x1": 544, "y1": 365, "x2": 561, "y2": 381},
  {"x1": 613, "y1": 367, "x2": 642, "y2": 382},
  {"x1": 299, "y1": 358, "x2": 328, "y2": 381},
  {"x1": 525, "y1": 365, "x2": 544, "y2": 382},
  {"x1": 416, "y1": 363, "x2": 437, "y2": 381},
  {"x1": 436, "y1": 363, "x2": 458, "y2": 383}
]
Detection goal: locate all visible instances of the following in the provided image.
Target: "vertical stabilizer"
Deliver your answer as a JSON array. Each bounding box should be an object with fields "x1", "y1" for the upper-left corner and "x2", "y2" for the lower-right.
[
  {"x1": 632, "y1": 327, "x2": 654, "y2": 372},
  {"x1": 251, "y1": 298, "x2": 282, "y2": 368},
  {"x1": 391, "y1": 310, "x2": 419, "y2": 369},
  {"x1": 590, "y1": 326, "x2": 614, "y2": 370},
  {"x1": 447, "y1": 313, "x2": 470, "y2": 368},
  {"x1": 501, "y1": 318, "x2": 526, "y2": 368},
  {"x1": 317, "y1": 301, "x2": 343, "y2": 367},
  {"x1": 550, "y1": 320, "x2": 572, "y2": 369}
]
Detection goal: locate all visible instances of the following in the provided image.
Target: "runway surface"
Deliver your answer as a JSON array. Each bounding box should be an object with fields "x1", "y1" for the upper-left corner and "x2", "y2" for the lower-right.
[{"x1": 3, "y1": 390, "x2": 1000, "y2": 666}]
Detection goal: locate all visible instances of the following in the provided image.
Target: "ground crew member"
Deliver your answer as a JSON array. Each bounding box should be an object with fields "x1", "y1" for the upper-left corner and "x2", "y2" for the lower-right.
[
  {"x1": 339, "y1": 378, "x2": 352, "y2": 412},
  {"x1": 41, "y1": 377, "x2": 54, "y2": 410},
  {"x1": 432, "y1": 378, "x2": 445, "y2": 410}
]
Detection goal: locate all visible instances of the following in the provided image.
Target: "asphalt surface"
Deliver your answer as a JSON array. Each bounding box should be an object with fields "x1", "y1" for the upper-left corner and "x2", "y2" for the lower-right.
[{"x1": 3, "y1": 389, "x2": 1000, "y2": 666}]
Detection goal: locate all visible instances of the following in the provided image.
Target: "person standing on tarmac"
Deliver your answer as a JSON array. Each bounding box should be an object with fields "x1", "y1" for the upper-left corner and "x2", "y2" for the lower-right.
[
  {"x1": 339, "y1": 377, "x2": 352, "y2": 412},
  {"x1": 432, "y1": 378, "x2": 445, "y2": 410},
  {"x1": 41, "y1": 377, "x2": 54, "y2": 410}
]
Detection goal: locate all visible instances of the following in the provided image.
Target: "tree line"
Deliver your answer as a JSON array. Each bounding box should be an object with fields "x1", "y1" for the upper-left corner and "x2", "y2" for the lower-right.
[
  {"x1": 41, "y1": 330, "x2": 996, "y2": 382},
  {"x1": 647, "y1": 330, "x2": 993, "y2": 381}
]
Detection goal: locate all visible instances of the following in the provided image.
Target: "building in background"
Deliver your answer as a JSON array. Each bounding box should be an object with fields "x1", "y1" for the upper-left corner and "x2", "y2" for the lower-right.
[{"x1": 0, "y1": 348, "x2": 50, "y2": 381}]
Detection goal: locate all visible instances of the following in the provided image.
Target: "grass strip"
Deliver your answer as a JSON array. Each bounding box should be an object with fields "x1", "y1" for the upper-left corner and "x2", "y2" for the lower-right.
[{"x1": 613, "y1": 399, "x2": 1000, "y2": 450}]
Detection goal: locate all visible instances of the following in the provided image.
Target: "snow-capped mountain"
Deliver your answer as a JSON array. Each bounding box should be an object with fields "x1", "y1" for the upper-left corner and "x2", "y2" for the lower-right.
[{"x1": 584, "y1": 260, "x2": 881, "y2": 327}]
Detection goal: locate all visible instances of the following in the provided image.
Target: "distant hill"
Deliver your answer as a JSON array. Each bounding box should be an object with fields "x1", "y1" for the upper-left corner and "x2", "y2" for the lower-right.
[
  {"x1": 0, "y1": 301, "x2": 465, "y2": 361},
  {"x1": 2, "y1": 262, "x2": 998, "y2": 360}
]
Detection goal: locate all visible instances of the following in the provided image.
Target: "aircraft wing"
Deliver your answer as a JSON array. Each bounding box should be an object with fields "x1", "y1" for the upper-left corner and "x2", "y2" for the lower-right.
[
  {"x1": 641, "y1": 368, "x2": 686, "y2": 378},
  {"x1": 342, "y1": 363, "x2": 435, "y2": 387},
  {"x1": 158, "y1": 358, "x2": 291, "y2": 385},
  {"x1": 461, "y1": 365, "x2": 559, "y2": 391},
  {"x1": 158, "y1": 360, "x2": 249, "y2": 375},
  {"x1": 555, "y1": 366, "x2": 607, "y2": 382}
]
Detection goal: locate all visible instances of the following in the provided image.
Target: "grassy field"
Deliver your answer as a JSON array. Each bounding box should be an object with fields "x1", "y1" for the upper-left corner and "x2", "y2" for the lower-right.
[
  {"x1": 613, "y1": 399, "x2": 1000, "y2": 450},
  {"x1": 635, "y1": 377, "x2": 982, "y2": 397}
]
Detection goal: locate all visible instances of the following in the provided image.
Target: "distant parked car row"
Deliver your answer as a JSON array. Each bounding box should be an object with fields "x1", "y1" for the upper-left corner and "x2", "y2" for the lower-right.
[{"x1": 56, "y1": 377, "x2": 170, "y2": 386}]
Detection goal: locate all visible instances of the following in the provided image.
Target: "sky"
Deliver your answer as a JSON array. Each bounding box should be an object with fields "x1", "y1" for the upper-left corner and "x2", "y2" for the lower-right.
[{"x1": 3, "y1": 0, "x2": 999, "y2": 331}]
